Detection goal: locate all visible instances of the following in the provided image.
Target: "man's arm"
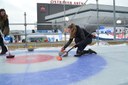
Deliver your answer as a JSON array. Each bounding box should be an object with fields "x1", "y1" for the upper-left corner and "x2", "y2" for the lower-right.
[{"x1": 63, "y1": 38, "x2": 73, "y2": 49}]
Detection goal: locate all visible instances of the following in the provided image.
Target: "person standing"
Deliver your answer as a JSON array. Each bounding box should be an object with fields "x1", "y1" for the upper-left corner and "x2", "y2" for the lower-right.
[{"x1": 0, "y1": 9, "x2": 10, "y2": 55}]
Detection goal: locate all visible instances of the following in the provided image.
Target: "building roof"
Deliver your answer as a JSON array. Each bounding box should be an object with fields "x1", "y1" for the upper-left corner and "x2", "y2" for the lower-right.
[{"x1": 45, "y1": 4, "x2": 128, "y2": 27}]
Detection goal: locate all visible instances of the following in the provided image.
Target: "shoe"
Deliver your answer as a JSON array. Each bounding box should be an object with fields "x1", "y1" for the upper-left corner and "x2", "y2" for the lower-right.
[
  {"x1": 74, "y1": 51, "x2": 84, "y2": 57},
  {"x1": 74, "y1": 53, "x2": 82, "y2": 57},
  {"x1": 0, "y1": 51, "x2": 7, "y2": 55},
  {"x1": 83, "y1": 50, "x2": 90, "y2": 54},
  {"x1": 0, "y1": 52, "x2": 6, "y2": 55},
  {"x1": 88, "y1": 49, "x2": 97, "y2": 54},
  {"x1": 0, "y1": 50, "x2": 7, "y2": 55},
  {"x1": 0, "y1": 46, "x2": 8, "y2": 55}
]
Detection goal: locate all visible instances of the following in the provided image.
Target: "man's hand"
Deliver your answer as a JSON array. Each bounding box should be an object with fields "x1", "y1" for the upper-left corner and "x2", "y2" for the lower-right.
[
  {"x1": 61, "y1": 47, "x2": 65, "y2": 52},
  {"x1": 73, "y1": 44, "x2": 78, "y2": 48}
]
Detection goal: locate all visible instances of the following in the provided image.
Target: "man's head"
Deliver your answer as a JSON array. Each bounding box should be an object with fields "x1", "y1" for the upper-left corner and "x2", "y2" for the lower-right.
[
  {"x1": 68, "y1": 23, "x2": 76, "y2": 29},
  {"x1": 65, "y1": 23, "x2": 76, "y2": 33}
]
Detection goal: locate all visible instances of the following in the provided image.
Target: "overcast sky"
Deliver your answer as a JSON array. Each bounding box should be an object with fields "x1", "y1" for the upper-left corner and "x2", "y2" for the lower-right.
[{"x1": 0, "y1": 0, "x2": 128, "y2": 30}]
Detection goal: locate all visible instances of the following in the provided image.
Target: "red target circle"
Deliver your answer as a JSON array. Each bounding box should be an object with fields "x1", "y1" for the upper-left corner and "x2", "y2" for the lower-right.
[{"x1": 6, "y1": 54, "x2": 54, "y2": 64}]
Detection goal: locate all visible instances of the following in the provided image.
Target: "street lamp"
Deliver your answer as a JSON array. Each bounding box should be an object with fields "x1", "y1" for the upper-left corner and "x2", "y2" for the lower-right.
[
  {"x1": 116, "y1": 20, "x2": 122, "y2": 24},
  {"x1": 65, "y1": 17, "x2": 69, "y2": 22}
]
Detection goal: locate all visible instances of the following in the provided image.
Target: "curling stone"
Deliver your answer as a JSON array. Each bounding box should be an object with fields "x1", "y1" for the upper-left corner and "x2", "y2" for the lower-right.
[
  {"x1": 6, "y1": 54, "x2": 15, "y2": 58},
  {"x1": 28, "y1": 48, "x2": 34, "y2": 51},
  {"x1": 28, "y1": 46, "x2": 34, "y2": 52}
]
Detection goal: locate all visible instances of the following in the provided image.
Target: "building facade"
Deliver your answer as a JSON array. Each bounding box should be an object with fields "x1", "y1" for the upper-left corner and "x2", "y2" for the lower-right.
[{"x1": 37, "y1": 3, "x2": 80, "y2": 31}]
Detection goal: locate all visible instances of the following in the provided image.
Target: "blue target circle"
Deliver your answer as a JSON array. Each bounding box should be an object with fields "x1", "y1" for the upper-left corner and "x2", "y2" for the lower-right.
[{"x1": 0, "y1": 50, "x2": 107, "y2": 85}]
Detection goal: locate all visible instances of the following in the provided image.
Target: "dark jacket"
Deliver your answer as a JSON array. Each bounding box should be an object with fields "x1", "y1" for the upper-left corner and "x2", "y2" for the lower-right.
[
  {"x1": 64, "y1": 25, "x2": 93, "y2": 49},
  {"x1": 0, "y1": 18, "x2": 9, "y2": 36}
]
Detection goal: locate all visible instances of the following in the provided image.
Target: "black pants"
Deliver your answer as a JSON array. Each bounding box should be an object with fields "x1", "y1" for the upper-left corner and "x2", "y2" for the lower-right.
[
  {"x1": 0, "y1": 35, "x2": 7, "y2": 53},
  {"x1": 76, "y1": 37, "x2": 92, "y2": 54}
]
